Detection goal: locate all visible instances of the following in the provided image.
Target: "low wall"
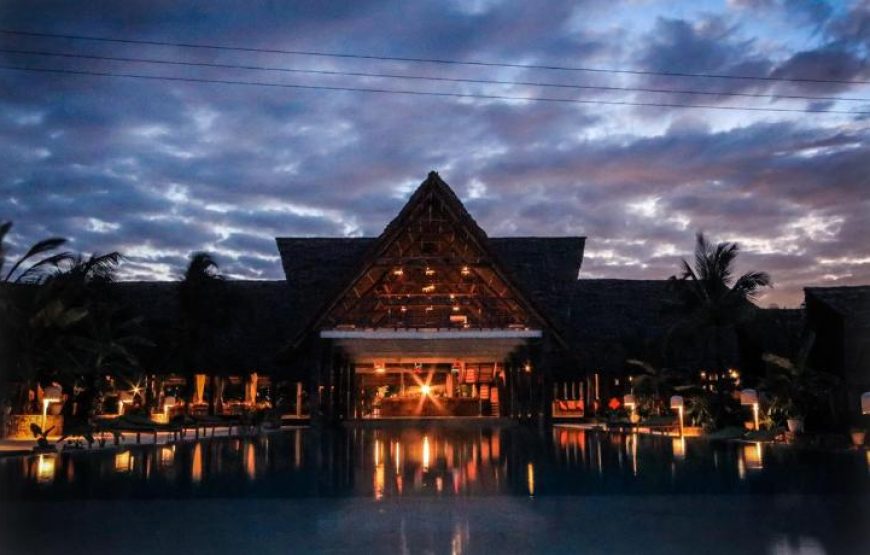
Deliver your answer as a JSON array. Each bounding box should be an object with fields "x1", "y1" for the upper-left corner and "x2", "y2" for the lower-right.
[{"x1": 5, "y1": 414, "x2": 64, "y2": 439}]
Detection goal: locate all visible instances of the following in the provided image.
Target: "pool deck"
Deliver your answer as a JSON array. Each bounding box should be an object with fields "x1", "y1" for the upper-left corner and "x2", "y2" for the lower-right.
[{"x1": 0, "y1": 424, "x2": 310, "y2": 457}]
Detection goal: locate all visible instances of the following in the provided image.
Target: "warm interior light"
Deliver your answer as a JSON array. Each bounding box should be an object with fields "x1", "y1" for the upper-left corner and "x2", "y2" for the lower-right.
[
  {"x1": 425, "y1": 267, "x2": 435, "y2": 276},
  {"x1": 422, "y1": 284, "x2": 435, "y2": 293},
  {"x1": 421, "y1": 384, "x2": 431, "y2": 396},
  {"x1": 393, "y1": 268, "x2": 404, "y2": 276},
  {"x1": 41, "y1": 399, "x2": 51, "y2": 430},
  {"x1": 452, "y1": 305, "x2": 460, "y2": 312},
  {"x1": 461, "y1": 266, "x2": 471, "y2": 276}
]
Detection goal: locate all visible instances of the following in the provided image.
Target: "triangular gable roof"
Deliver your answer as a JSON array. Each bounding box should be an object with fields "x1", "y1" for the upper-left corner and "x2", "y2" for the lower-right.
[{"x1": 294, "y1": 171, "x2": 568, "y2": 346}]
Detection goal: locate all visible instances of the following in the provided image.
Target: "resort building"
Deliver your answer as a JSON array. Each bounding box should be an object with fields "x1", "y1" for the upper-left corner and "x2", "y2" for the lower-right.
[{"x1": 2, "y1": 172, "x2": 868, "y2": 430}]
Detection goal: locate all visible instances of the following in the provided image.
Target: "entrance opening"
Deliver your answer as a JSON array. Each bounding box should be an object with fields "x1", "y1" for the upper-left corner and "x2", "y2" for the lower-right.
[{"x1": 356, "y1": 362, "x2": 501, "y2": 418}]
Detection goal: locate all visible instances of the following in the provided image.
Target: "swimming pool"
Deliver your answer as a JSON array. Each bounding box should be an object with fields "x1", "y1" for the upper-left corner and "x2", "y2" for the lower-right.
[{"x1": 2, "y1": 425, "x2": 869, "y2": 553}]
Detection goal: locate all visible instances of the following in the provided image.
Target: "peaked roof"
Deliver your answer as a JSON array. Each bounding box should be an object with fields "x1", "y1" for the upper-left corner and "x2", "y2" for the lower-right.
[
  {"x1": 277, "y1": 172, "x2": 584, "y2": 345},
  {"x1": 276, "y1": 236, "x2": 584, "y2": 341}
]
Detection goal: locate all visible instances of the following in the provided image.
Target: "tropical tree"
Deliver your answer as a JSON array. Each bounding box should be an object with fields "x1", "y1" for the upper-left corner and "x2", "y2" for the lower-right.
[
  {"x1": 669, "y1": 232, "x2": 772, "y2": 427},
  {"x1": 5, "y1": 251, "x2": 127, "y2": 414},
  {"x1": 761, "y1": 331, "x2": 839, "y2": 429},
  {"x1": 1, "y1": 221, "x2": 71, "y2": 285},
  {"x1": 179, "y1": 252, "x2": 225, "y2": 414},
  {"x1": 1, "y1": 222, "x2": 75, "y2": 410},
  {"x1": 626, "y1": 358, "x2": 682, "y2": 416}
]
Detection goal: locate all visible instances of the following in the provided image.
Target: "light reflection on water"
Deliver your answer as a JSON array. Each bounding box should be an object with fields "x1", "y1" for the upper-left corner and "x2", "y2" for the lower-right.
[{"x1": 3, "y1": 425, "x2": 869, "y2": 501}]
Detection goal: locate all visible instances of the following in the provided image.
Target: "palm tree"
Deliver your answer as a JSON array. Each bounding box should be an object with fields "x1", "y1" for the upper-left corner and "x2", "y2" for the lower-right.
[
  {"x1": 179, "y1": 252, "x2": 224, "y2": 414},
  {"x1": 669, "y1": 232, "x2": 772, "y2": 426},
  {"x1": 64, "y1": 303, "x2": 153, "y2": 419},
  {"x1": 1, "y1": 221, "x2": 71, "y2": 285},
  {"x1": 761, "y1": 331, "x2": 839, "y2": 429},
  {"x1": 1, "y1": 222, "x2": 74, "y2": 411},
  {"x1": 7, "y1": 251, "x2": 124, "y2": 414}
]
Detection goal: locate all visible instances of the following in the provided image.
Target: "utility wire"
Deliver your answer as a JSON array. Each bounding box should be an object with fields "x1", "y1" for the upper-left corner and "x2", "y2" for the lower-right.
[
  {"x1": 2, "y1": 64, "x2": 867, "y2": 115},
  {"x1": 3, "y1": 47, "x2": 867, "y2": 103},
  {"x1": 2, "y1": 28, "x2": 869, "y2": 86}
]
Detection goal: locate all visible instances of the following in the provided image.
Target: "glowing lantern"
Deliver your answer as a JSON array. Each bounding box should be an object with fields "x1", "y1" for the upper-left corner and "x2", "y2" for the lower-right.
[
  {"x1": 740, "y1": 389, "x2": 760, "y2": 431},
  {"x1": 624, "y1": 394, "x2": 639, "y2": 423},
  {"x1": 41, "y1": 385, "x2": 62, "y2": 430},
  {"x1": 163, "y1": 396, "x2": 176, "y2": 418}
]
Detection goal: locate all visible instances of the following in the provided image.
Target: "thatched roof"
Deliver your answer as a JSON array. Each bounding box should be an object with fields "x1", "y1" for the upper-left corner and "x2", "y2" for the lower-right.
[
  {"x1": 276, "y1": 235, "x2": 585, "y2": 341},
  {"x1": 105, "y1": 280, "x2": 298, "y2": 376},
  {"x1": 564, "y1": 279, "x2": 792, "y2": 375},
  {"x1": 805, "y1": 286, "x2": 870, "y2": 318}
]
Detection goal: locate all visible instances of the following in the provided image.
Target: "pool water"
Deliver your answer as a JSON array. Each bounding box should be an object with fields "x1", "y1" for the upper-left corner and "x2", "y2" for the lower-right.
[
  {"x1": 2, "y1": 426, "x2": 868, "y2": 499},
  {"x1": 2, "y1": 425, "x2": 869, "y2": 554}
]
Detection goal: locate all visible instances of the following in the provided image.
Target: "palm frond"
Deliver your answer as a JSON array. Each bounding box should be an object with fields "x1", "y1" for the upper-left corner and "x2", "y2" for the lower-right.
[
  {"x1": 13, "y1": 251, "x2": 76, "y2": 283},
  {"x1": 4, "y1": 236, "x2": 68, "y2": 282},
  {"x1": 731, "y1": 271, "x2": 772, "y2": 300}
]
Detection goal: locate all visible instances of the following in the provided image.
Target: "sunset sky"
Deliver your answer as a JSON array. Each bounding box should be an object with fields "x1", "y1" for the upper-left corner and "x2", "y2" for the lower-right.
[{"x1": 2, "y1": 0, "x2": 868, "y2": 307}]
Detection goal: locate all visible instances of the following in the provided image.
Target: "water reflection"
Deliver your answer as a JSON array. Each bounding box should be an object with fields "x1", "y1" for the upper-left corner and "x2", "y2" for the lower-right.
[
  {"x1": 191, "y1": 443, "x2": 202, "y2": 484},
  {"x1": 2, "y1": 425, "x2": 868, "y2": 501},
  {"x1": 36, "y1": 454, "x2": 55, "y2": 484},
  {"x1": 114, "y1": 450, "x2": 131, "y2": 473}
]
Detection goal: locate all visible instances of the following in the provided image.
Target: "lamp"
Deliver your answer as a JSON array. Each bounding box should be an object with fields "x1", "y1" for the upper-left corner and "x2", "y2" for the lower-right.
[
  {"x1": 740, "y1": 389, "x2": 760, "y2": 431},
  {"x1": 670, "y1": 395, "x2": 684, "y2": 437},
  {"x1": 41, "y1": 385, "x2": 62, "y2": 430},
  {"x1": 624, "y1": 394, "x2": 638, "y2": 424},
  {"x1": 163, "y1": 396, "x2": 176, "y2": 418}
]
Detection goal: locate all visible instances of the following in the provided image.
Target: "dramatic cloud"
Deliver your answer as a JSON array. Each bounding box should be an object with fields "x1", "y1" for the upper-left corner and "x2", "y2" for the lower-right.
[{"x1": 1, "y1": 0, "x2": 868, "y2": 306}]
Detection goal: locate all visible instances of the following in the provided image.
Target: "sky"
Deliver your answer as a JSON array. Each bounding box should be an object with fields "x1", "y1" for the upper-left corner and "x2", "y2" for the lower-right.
[{"x1": 1, "y1": 0, "x2": 869, "y2": 307}]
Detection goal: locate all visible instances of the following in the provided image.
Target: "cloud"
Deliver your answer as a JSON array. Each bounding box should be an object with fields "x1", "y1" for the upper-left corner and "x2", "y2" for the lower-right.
[{"x1": 1, "y1": 0, "x2": 868, "y2": 308}]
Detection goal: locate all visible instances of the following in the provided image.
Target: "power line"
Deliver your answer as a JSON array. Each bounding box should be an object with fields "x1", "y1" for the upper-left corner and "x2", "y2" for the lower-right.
[
  {"x1": 2, "y1": 64, "x2": 868, "y2": 115},
  {"x1": 2, "y1": 28, "x2": 869, "y2": 86},
  {"x1": 3, "y1": 47, "x2": 868, "y2": 103}
]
